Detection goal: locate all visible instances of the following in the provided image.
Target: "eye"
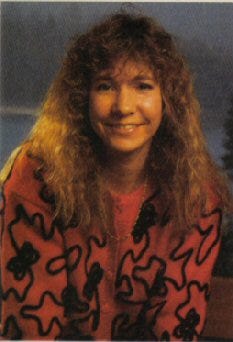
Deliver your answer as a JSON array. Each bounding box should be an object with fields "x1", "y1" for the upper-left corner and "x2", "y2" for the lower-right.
[
  {"x1": 137, "y1": 82, "x2": 154, "y2": 91},
  {"x1": 96, "y1": 82, "x2": 112, "y2": 91}
]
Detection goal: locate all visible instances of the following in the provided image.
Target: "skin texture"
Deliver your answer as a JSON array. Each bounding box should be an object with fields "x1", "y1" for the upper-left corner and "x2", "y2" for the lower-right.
[{"x1": 89, "y1": 59, "x2": 163, "y2": 164}]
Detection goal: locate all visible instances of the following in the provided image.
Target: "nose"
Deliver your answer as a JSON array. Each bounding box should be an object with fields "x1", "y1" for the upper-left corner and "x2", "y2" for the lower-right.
[{"x1": 112, "y1": 87, "x2": 135, "y2": 116}]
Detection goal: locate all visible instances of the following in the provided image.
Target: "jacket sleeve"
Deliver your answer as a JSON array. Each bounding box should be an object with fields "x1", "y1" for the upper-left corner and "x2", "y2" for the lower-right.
[
  {"x1": 154, "y1": 197, "x2": 222, "y2": 341},
  {"x1": 0, "y1": 155, "x2": 68, "y2": 340}
]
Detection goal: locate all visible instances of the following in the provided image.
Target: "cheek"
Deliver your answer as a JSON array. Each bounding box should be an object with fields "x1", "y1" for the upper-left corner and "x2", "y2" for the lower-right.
[
  {"x1": 143, "y1": 98, "x2": 163, "y2": 124},
  {"x1": 89, "y1": 98, "x2": 108, "y2": 137},
  {"x1": 141, "y1": 90, "x2": 162, "y2": 110},
  {"x1": 89, "y1": 95, "x2": 112, "y2": 122}
]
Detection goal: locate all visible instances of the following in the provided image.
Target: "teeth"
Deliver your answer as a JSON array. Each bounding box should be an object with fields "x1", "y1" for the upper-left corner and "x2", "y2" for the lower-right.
[
  {"x1": 113, "y1": 124, "x2": 137, "y2": 128},
  {"x1": 106, "y1": 123, "x2": 140, "y2": 131},
  {"x1": 120, "y1": 125, "x2": 135, "y2": 129}
]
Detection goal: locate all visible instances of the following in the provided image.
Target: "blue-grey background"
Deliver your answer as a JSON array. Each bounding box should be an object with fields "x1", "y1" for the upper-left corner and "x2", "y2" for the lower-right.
[{"x1": 1, "y1": 2, "x2": 233, "y2": 167}]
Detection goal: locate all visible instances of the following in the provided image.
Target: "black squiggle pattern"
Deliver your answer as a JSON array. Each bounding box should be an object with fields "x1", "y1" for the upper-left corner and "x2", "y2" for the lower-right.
[
  {"x1": 1, "y1": 315, "x2": 23, "y2": 340},
  {"x1": 133, "y1": 255, "x2": 168, "y2": 298},
  {"x1": 174, "y1": 280, "x2": 209, "y2": 340},
  {"x1": 74, "y1": 307, "x2": 101, "y2": 333},
  {"x1": 57, "y1": 319, "x2": 94, "y2": 340},
  {"x1": 62, "y1": 285, "x2": 89, "y2": 317},
  {"x1": 33, "y1": 165, "x2": 45, "y2": 182},
  {"x1": 81, "y1": 235, "x2": 107, "y2": 331},
  {"x1": 174, "y1": 308, "x2": 200, "y2": 341},
  {"x1": 1, "y1": 268, "x2": 34, "y2": 303},
  {"x1": 160, "y1": 330, "x2": 170, "y2": 341},
  {"x1": 132, "y1": 202, "x2": 158, "y2": 244},
  {"x1": 8, "y1": 203, "x2": 64, "y2": 242},
  {"x1": 143, "y1": 189, "x2": 161, "y2": 205},
  {"x1": 3, "y1": 203, "x2": 54, "y2": 302},
  {"x1": 32, "y1": 162, "x2": 56, "y2": 209},
  {"x1": 6, "y1": 241, "x2": 40, "y2": 280},
  {"x1": 115, "y1": 198, "x2": 162, "y2": 304},
  {"x1": 160, "y1": 206, "x2": 171, "y2": 227},
  {"x1": 39, "y1": 184, "x2": 55, "y2": 207},
  {"x1": 115, "y1": 212, "x2": 160, "y2": 305},
  {"x1": 111, "y1": 301, "x2": 166, "y2": 340},
  {"x1": 85, "y1": 234, "x2": 107, "y2": 270},
  {"x1": 193, "y1": 208, "x2": 222, "y2": 265},
  {"x1": 115, "y1": 246, "x2": 150, "y2": 304},
  {"x1": 83, "y1": 262, "x2": 104, "y2": 301},
  {"x1": 175, "y1": 280, "x2": 209, "y2": 317},
  {"x1": 115, "y1": 199, "x2": 160, "y2": 304},
  {"x1": 20, "y1": 291, "x2": 64, "y2": 337},
  {"x1": 167, "y1": 237, "x2": 193, "y2": 291},
  {"x1": 33, "y1": 166, "x2": 79, "y2": 232},
  {"x1": 46, "y1": 245, "x2": 82, "y2": 275}
]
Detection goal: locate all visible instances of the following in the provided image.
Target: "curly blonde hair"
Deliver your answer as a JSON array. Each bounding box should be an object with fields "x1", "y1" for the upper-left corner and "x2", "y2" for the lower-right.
[{"x1": 1, "y1": 13, "x2": 232, "y2": 232}]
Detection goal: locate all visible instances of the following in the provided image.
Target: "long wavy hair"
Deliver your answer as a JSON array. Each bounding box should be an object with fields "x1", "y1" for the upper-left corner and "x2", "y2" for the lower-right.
[{"x1": 1, "y1": 13, "x2": 232, "y2": 232}]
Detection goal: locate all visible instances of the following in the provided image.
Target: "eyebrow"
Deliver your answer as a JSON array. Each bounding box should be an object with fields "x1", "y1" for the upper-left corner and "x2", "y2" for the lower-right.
[
  {"x1": 93, "y1": 75, "x2": 112, "y2": 81},
  {"x1": 133, "y1": 75, "x2": 155, "y2": 81}
]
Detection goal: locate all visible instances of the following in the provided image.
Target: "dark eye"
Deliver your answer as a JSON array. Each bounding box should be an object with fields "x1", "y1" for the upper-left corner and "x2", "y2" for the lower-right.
[
  {"x1": 96, "y1": 83, "x2": 112, "y2": 91},
  {"x1": 138, "y1": 82, "x2": 154, "y2": 90}
]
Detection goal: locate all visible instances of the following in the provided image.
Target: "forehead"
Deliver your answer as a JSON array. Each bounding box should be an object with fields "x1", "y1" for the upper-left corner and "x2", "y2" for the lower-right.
[{"x1": 93, "y1": 58, "x2": 155, "y2": 81}]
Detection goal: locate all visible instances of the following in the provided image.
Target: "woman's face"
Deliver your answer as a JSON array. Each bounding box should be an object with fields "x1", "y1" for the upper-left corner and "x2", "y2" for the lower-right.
[{"x1": 89, "y1": 59, "x2": 163, "y2": 156}]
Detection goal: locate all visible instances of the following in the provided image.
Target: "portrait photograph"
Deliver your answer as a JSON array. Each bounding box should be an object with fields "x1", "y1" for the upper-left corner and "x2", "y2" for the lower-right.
[{"x1": 0, "y1": 2, "x2": 233, "y2": 340}]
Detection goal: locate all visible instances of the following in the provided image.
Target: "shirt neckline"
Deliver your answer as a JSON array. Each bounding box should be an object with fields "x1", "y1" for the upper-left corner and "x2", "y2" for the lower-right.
[{"x1": 109, "y1": 182, "x2": 146, "y2": 202}]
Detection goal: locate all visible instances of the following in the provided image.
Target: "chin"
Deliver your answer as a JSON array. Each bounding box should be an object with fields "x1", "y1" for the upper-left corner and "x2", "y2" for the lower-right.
[
  {"x1": 102, "y1": 136, "x2": 152, "y2": 156},
  {"x1": 108, "y1": 143, "x2": 149, "y2": 155}
]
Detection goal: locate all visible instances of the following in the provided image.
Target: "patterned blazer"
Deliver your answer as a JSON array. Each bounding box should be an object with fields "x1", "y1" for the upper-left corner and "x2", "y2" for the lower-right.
[{"x1": 0, "y1": 153, "x2": 222, "y2": 340}]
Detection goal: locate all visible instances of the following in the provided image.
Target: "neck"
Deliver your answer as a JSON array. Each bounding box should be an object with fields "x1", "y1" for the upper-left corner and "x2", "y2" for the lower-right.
[{"x1": 101, "y1": 149, "x2": 149, "y2": 194}]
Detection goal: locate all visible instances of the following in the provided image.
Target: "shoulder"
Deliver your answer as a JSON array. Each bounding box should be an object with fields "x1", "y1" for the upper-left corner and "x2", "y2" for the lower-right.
[{"x1": 2, "y1": 149, "x2": 54, "y2": 212}]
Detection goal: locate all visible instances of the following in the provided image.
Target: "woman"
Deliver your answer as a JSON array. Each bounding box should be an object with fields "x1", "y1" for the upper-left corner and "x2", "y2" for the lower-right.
[{"x1": 0, "y1": 13, "x2": 232, "y2": 340}]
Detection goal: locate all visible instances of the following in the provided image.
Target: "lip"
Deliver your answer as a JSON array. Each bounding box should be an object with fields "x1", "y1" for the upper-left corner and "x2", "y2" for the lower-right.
[
  {"x1": 105, "y1": 123, "x2": 144, "y2": 127},
  {"x1": 104, "y1": 123, "x2": 144, "y2": 135}
]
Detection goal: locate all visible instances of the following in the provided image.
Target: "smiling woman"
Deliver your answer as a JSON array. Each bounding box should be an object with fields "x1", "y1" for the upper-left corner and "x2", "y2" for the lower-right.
[{"x1": 0, "y1": 12, "x2": 232, "y2": 341}]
